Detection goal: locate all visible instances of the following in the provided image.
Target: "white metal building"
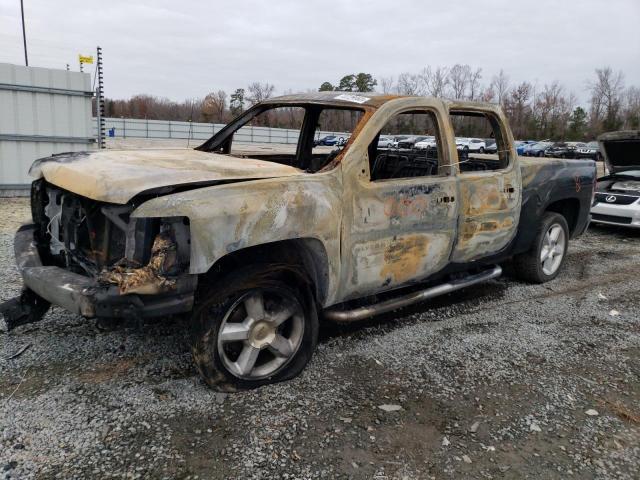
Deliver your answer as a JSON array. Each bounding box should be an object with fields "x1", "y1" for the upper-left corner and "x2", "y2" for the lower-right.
[{"x1": 0, "y1": 63, "x2": 95, "y2": 194}]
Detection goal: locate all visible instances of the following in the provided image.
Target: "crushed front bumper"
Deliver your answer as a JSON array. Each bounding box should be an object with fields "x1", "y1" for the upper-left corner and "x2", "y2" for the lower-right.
[{"x1": 8, "y1": 224, "x2": 197, "y2": 320}]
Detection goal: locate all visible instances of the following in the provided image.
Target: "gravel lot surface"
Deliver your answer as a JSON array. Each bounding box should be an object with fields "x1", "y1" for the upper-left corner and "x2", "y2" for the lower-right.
[{"x1": 1, "y1": 197, "x2": 639, "y2": 479}]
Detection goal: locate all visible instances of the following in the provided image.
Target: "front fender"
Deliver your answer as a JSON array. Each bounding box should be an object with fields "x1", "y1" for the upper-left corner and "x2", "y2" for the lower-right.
[{"x1": 132, "y1": 172, "x2": 343, "y2": 301}]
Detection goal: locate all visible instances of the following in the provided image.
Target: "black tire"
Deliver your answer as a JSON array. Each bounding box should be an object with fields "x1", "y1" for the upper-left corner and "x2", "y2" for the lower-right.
[
  {"x1": 511, "y1": 212, "x2": 569, "y2": 283},
  {"x1": 537, "y1": 151, "x2": 544, "y2": 157},
  {"x1": 479, "y1": 147, "x2": 485, "y2": 153},
  {"x1": 191, "y1": 265, "x2": 319, "y2": 391}
]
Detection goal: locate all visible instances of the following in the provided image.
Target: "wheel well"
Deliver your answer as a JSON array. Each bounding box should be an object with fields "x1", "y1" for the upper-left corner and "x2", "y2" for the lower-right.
[
  {"x1": 545, "y1": 198, "x2": 580, "y2": 236},
  {"x1": 201, "y1": 238, "x2": 330, "y2": 305}
]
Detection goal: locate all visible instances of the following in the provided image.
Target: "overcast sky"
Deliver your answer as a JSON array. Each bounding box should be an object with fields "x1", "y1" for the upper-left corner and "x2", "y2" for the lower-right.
[{"x1": 1, "y1": 0, "x2": 639, "y2": 105}]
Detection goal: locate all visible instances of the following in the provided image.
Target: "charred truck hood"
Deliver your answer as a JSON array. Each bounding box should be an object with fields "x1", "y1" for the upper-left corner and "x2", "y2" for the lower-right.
[
  {"x1": 598, "y1": 130, "x2": 640, "y2": 175},
  {"x1": 29, "y1": 149, "x2": 304, "y2": 204}
]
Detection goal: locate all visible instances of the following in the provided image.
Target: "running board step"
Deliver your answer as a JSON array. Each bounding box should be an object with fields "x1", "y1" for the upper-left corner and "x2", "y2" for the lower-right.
[{"x1": 324, "y1": 265, "x2": 502, "y2": 322}]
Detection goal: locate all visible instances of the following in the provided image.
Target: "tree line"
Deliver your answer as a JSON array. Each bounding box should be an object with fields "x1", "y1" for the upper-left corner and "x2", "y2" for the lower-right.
[{"x1": 99, "y1": 66, "x2": 639, "y2": 141}]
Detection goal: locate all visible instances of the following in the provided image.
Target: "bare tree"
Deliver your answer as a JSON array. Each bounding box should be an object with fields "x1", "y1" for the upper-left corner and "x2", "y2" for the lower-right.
[
  {"x1": 247, "y1": 82, "x2": 276, "y2": 106},
  {"x1": 504, "y1": 82, "x2": 532, "y2": 139},
  {"x1": 379, "y1": 76, "x2": 395, "y2": 94},
  {"x1": 623, "y1": 86, "x2": 640, "y2": 129},
  {"x1": 589, "y1": 67, "x2": 625, "y2": 131},
  {"x1": 491, "y1": 69, "x2": 511, "y2": 106},
  {"x1": 423, "y1": 66, "x2": 449, "y2": 97},
  {"x1": 534, "y1": 82, "x2": 574, "y2": 139},
  {"x1": 448, "y1": 64, "x2": 471, "y2": 100},
  {"x1": 201, "y1": 90, "x2": 227, "y2": 123},
  {"x1": 396, "y1": 72, "x2": 425, "y2": 95},
  {"x1": 468, "y1": 68, "x2": 483, "y2": 101}
]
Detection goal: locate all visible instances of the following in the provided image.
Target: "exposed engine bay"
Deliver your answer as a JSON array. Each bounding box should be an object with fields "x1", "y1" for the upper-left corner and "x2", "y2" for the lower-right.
[{"x1": 31, "y1": 179, "x2": 192, "y2": 296}]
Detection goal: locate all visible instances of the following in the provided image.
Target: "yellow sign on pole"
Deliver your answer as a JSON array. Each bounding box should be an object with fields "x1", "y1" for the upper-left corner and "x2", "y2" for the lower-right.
[{"x1": 78, "y1": 54, "x2": 94, "y2": 64}]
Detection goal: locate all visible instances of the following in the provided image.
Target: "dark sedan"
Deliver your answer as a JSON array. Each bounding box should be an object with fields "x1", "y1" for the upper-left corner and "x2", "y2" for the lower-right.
[
  {"x1": 397, "y1": 135, "x2": 429, "y2": 150},
  {"x1": 313, "y1": 135, "x2": 338, "y2": 146},
  {"x1": 544, "y1": 142, "x2": 578, "y2": 159}
]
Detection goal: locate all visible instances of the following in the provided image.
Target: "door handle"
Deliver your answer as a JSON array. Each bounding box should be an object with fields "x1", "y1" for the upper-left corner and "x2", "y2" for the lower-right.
[{"x1": 504, "y1": 186, "x2": 515, "y2": 194}]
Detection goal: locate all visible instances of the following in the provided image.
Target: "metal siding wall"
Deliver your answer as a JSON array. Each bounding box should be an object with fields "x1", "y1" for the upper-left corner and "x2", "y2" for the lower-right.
[
  {"x1": 0, "y1": 63, "x2": 94, "y2": 188},
  {"x1": 99, "y1": 117, "x2": 348, "y2": 144}
]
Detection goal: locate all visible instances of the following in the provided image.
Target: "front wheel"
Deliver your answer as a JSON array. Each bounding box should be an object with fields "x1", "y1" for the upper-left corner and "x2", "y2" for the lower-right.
[
  {"x1": 511, "y1": 212, "x2": 569, "y2": 283},
  {"x1": 191, "y1": 266, "x2": 318, "y2": 391},
  {"x1": 479, "y1": 147, "x2": 485, "y2": 153}
]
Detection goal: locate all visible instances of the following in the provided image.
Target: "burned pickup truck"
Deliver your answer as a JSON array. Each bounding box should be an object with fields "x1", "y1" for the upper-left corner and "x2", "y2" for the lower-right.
[{"x1": 2, "y1": 93, "x2": 596, "y2": 391}]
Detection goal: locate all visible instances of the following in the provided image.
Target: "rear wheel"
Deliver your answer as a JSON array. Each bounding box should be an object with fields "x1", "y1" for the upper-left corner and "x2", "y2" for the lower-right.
[
  {"x1": 191, "y1": 265, "x2": 318, "y2": 391},
  {"x1": 511, "y1": 212, "x2": 569, "y2": 283},
  {"x1": 479, "y1": 147, "x2": 485, "y2": 153}
]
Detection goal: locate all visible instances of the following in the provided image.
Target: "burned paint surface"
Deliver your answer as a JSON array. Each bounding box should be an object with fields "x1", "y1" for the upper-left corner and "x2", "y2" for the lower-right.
[
  {"x1": 25, "y1": 92, "x2": 595, "y2": 311},
  {"x1": 29, "y1": 148, "x2": 303, "y2": 204},
  {"x1": 132, "y1": 172, "x2": 344, "y2": 305},
  {"x1": 451, "y1": 173, "x2": 520, "y2": 263}
]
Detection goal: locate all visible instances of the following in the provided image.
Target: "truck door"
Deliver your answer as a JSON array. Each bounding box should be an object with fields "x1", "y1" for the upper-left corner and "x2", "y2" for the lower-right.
[
  {"x1": 338, "y1": 99, "x2": 459, "y2": 301},
  {"x1": 447, "y1": 105, "x2": 522, "y2": 263}
]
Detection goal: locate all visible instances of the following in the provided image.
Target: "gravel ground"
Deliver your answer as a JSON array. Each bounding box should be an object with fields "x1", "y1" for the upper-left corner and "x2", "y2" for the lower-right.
[{"x1": 1, "y1": 198, "x2": 639, "y2": 479}]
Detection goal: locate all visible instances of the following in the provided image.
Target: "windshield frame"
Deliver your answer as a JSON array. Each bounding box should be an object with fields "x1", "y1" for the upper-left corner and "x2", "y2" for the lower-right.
[{"x1": 196, "y1": 101, "x2": 368, "y2": 171}]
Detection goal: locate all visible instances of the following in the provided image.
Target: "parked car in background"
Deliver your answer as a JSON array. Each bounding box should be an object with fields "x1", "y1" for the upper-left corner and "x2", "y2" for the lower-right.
[
  {"x1": 485, "y1": 139, "x2": 498, "y2": 154},
  {"x1": 521, "y1": 142, "x2": 537, "y2": 156},
  {"x1": 314, "y1": 135, "x2": 338, "y2": 146},
  {"x1": 414, "y1": 136, "x2": 437, "y2": 150},
  {"x1": 576, "y1": 141, "x2": 603, "y2": 161},
  {"x1": 545, "y1": 142, "x2": 578, "y2": 159},
  {"x1": 378, "y1": 136, "x2": 394, "y2": 148},
  {"x1": 397, "y1": 135, "x2": 429, "y2": 150},
  {"x1": 517, "y1": 140, "x2": 537, "y2": 155},
  {"x1": 456, "y1": 138, "x2": 486, "y2": 152},
  {"x1": 390, "y1": 135, "x2": 410, "y2": 148},
  {"x1": 591, "y1": 130, "x2": 640, "y2": 228},
  {"x1": 526, "y1": 141, "x2": 553, "y2": 157},
  {"x1": 335, "y1": 136, "x2": 350, "y2": 147}
]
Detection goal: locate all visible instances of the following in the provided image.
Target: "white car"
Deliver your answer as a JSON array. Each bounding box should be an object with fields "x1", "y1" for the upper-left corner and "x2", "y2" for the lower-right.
[
  {"x1": 456, "y1": 138, "x2": 486, "y2": 153},
  {"x1": 377, "y1": 136, "x2": 394, "y2": 148},
  {"x1": 414, "y1": 136, "x2": 437, "y2": 150},
  {"x1": 576, "y1": 141, "x2": 602, "y2": 161},
  {"x1": 590, "y1": 131, "x2": 640, "y2": 228}
]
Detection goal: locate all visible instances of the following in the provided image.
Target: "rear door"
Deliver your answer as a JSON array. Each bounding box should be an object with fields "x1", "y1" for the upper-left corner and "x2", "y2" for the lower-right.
[{"x1": 447, "y1": 104, "x2": 522, "y2": 263}]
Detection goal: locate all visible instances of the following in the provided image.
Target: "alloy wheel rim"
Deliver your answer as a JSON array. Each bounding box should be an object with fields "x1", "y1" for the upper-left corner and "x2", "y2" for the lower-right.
[
  {"x1": 217, "y1": 289, "x2": 304, "y2": 380},
  {"x1": 540, "y1": 224, "x2": 566, "y2": 276}
]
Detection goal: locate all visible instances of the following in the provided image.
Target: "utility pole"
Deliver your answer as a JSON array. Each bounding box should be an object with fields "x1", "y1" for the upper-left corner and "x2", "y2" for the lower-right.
[
  {"x1": 20, "y1": 0, "x2": 28, "y2": 66},
  {"x1": 96, "y1": 46, "x2": 106, "y2": 149}
]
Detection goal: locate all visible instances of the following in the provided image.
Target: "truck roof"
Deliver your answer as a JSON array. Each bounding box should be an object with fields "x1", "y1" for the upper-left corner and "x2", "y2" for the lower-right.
[{"x1": 262, "y1": 91, "x2": 501, "y2": 111}]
